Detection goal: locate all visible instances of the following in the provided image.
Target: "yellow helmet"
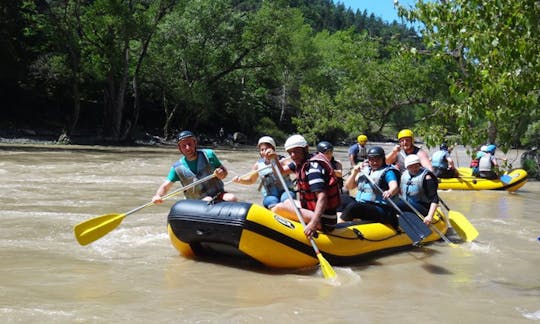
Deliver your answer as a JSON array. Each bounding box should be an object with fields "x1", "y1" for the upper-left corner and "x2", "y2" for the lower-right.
[
  {"x1": 357, "y1": 134, "x2": 368, "y2": 144},
  {"x1": 397, "y1": 129, "x2": 414, "y2": 140}
]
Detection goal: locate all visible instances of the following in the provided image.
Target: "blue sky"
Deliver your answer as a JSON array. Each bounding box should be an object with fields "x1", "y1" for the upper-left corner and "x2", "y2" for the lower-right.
[{"x1": 334, "y1": 0, "x2": 419, "y2": 24}]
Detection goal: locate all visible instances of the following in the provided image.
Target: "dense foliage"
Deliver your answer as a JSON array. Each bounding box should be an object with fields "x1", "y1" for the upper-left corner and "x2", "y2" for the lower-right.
[
  {"x1": 398, "y1": 0, "x2": 540, "y2": 152},
  {"x1": 1, "y1": 0, "x2": 538, "y2": 150}
]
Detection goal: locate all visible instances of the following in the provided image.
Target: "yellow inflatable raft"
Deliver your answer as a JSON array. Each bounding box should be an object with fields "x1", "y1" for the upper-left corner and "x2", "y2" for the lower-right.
[
  {"x1": 438, "y1": 167, "x2": 528, "y2": 192},
  {"x1": 167, "y1": 200, "x2": 448, "y2": 269}
]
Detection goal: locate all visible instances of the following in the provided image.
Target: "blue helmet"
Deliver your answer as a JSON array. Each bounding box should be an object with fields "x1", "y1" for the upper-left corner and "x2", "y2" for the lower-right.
[
  {"x1": 177, "y1": 130, "x2": 195, "y2": 142},
  {"x1": 486, "y1": 144, "x2": 496, "y2": 154}
]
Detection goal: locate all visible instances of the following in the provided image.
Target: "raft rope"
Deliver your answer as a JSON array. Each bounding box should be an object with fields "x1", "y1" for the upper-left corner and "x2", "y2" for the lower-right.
[{"x1": 323, "y1": 227, "x2": 401, "y2": 242}]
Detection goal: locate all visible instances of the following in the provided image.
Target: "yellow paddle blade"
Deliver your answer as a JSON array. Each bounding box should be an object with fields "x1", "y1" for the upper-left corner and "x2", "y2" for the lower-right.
[
  {"x1": 447, "y1": 242, "x2": 459, "y2": 248},
  {"x1": 317, "y1": 253, "x2": 336, "y2": 279},
  {"x1": 74, "y1": 213, "x2": 126, "y2": 246},
  {"x1": 448, "y1": 210, "x2": 479, "y2": 242}
]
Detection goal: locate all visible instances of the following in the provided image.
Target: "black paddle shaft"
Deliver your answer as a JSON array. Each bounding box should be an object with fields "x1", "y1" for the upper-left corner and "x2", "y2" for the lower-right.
[{"x1": 361, "y1": 170, "x2": 431, "y2": 245}]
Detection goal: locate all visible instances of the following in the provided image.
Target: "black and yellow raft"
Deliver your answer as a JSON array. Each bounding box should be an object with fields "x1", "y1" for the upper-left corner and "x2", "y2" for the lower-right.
[
  {"x1": 167, "y1": 200, "x2": 448, "y2": 269},
  {"x1": 438, "y1": 167, "x2": 528, "y2": 192}
]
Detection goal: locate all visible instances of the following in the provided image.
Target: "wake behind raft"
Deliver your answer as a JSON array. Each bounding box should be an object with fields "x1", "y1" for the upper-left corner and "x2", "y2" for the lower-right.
[{"x1": 167, "y1": 200, "x2": 448, "y2": 269}]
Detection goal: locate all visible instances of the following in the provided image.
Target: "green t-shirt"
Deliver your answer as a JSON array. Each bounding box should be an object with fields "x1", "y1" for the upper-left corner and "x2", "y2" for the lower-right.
[{"x1": 167, "y1": 149, "x2": 222, "y2": 182}]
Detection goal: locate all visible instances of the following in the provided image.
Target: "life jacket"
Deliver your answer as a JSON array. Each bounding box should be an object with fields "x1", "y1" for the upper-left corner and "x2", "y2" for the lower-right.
[
  {"x1": 256, "y1": 157, "x2": 290, "y2": 197},
  {"x1": 396, "y1": 146, "x2": 421, "y2": 172},
  {"x1": 173, "y1": 150, "x2": 224, "y2": 199},
  {"x1": 478, "y1": 153, "x2": 494, "y2": 172},
  {"x1": 296, "y1": 153, "x2": 341, "y2": 212},
  {"x1": 431, "y1": 150, "x2": 449, "y2": 169},
  {"x1": 356, "y1": 165, "x2": 400, "y2": 204},
  {"x1": 401, "y1": 167, "x2": 434, "y2": 206},
  {"x1": 470, "y1": 158, "x2": 479, "y2": 168},
  {"x1": 355, "y1": 144, "x2": 368, "y2": 163}
]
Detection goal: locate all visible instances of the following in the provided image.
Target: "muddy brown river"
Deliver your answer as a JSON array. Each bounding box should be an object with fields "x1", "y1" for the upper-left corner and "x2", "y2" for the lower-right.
[{"x1": 1, "y1": 143, "x2": 538, "y2": 323}]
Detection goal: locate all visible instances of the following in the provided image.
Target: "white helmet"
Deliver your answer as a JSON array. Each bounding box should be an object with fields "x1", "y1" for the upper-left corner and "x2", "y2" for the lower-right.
[
  {"x1": 405, "y1": 154, "x2": 421, "y2": 168},
  {"x1": 257, "y1": 136, "x2": 276, "y2": 149},
  {"x1": 284, "y1": 134, "x2": 308, "y2": 151},
  {"x1": 480, "y1": 145, "x2": 488, "y2": 152}
]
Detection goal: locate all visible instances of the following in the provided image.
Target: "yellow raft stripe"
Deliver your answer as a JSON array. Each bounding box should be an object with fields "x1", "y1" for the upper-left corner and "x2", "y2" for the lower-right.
[{"x1": 439, "y1": 168, "x2": 528, "y2": 191}]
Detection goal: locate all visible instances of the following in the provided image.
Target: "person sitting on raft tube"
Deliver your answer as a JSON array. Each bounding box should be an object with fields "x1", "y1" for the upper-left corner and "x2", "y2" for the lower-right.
[
  {"x1": 152, "y1": 130, "x2": 237, "y2": 203},
  {"x1": 386, "y1": 129, "x2": 432, "y2": 173},
  {"x1": 470, "y1": 145, "x2": 487, "y2": 176},
  {"x1": 431, "y1": 143, "x2": 459, "y2": 178},
  {"x1": 340, "y1": 146, "x2": 400, "y2": 229},
  {"x1": 271, "y1": 135, "x2": 341, "y2": 238},
  {"x1": 233, "y1": 136, "x2": 294, "y2": 209},
  {"x1": 478, "y1": 144, "x2": 500, "y2": 180},
  {"x1": 397, "y1": 154, "x2": 439, "y2": 225}
]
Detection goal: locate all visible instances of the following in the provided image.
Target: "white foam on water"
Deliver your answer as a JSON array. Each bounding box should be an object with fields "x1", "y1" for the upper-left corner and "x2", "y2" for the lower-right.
[{"x1": 517, "y1": 307, "x2": 540, "y2": 320}]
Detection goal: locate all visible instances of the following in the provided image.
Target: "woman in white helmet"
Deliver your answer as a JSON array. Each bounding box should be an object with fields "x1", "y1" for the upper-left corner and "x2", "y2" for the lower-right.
[
  {"x1": 233, "y1": 136, "x2": 293, "y2": 209},
  {"x1": 271, "y1": 134, "x2": 341, "y2": 238},
  {"x1": 396, "y1": 154, "x2": 439, "y2": 225}
]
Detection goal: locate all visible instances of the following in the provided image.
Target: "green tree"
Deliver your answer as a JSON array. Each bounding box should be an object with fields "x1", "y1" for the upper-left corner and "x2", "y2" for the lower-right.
[
  {"x1": 398, "y1": 0, "x2": 540, "y2": 151},
  {"x1": 295, "y1": 29, "x2": 447, "y2": 142},
  {"x1": 81, "y1": 0, "x2": 175, "y2": 141},
  {"x1": 144, "y1": 1, "x2": 314, "y2": 138}
]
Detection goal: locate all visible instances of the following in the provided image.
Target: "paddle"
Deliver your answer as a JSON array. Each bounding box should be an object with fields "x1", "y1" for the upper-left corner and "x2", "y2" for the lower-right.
[
  {"x1": 438, "y1": 197, "x2": 479, "y2": 242},
  {"x1": 361, "y1": 170, "x2": 432, "y2": 245},
  {"x1": 270, "y1": 159, "x2": 336, "y2": 280},
  {"x1": 74, "y1": 173, "x2": 217, "y2": 246},
  {"x1": 398, "y1": 196, "x2": 457, "y2": 247},
  {"x1": 500, "y1": 174, "x2": 512, "y2": 184}
]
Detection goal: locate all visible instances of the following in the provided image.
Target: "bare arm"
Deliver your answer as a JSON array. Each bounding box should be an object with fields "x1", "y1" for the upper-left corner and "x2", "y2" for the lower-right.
[
  {"x1": 417, "y1": 150, "x2": 433, "y2": 171},
  {"x1": 334, "y1": 159, "x2": 343, "y2": 178},
  {"x1": 382, "y1": 179, "x2": 399, "y2": 199},
  {"x1": 233, "y1": 162, "x2": 259, "y2": 185},
  {"x1": 385, "y1": 144, "x2": 401, "y2": 165},
  {"x1": 424, "y1": 202, "x2": 439, "y2": 225},
  {"x1": 152, "y1": 180, "x2": 174, "y2": 204},
  {"x1": 214, "y1": 165, "x2": 228, "y2": 180},
  {"x1": 348, "y1": 154, "x2": 356, "y2": 169},
  {"x1": 446, "y1": 156, "x2": 456, "y2": 169},
  {"x1": 344, "y1": 166, "x2": 361, "y2": 190},
  {"x1": 304, "y1": 191, "x2": 327, "y2": 238}
]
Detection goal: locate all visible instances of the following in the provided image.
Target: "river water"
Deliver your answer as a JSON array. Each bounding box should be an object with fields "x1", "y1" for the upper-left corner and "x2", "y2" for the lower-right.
[{"x1": 1, "y1": 143, "x2": 539, "y2": 323}]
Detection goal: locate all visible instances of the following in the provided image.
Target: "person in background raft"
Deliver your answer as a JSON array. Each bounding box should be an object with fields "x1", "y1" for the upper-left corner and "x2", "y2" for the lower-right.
[
  {"x1": 317, "y1": 141, "x2": 344, "y2": 193},
  {"x1": 397, "y1": 154, "x2": 439, "y2": 225},
  {"x1": 478, "y1": 144, "x2": 499, "y2": 179},
  {"x1": 340, "y1": 146, "x2": 400, "y2": 229},
  {"x1": 470, "y1": 145, "x2": 488, "y2": 176},
  {"x1": 271, "y1": 135, "x2": 341, "y2": 238},
  {"x1": 431, "y1": 143, "x2": 459, "y2": 178},
  {"x1": 233, "y1": 136, "x2": 293, "y2": 209},
  {"x1": 348, "y1": 134, "x2": 368, "y2": 169},
  {"x1": 152, "y1": 130, "x2": 237, "y2": 204},
  {"x1": 386, "y1": 129, "x2": 432, "y2": 173}
]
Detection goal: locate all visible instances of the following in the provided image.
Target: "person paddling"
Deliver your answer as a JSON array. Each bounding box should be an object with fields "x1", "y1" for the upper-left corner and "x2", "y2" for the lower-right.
[
  {"x1": 271, "y1": 135, "x2": 341, "y2": 238},
  {"x1": 397, "y1": 154, "x2": 439, "y2": 225},
  {"x1": 233, "y1": 136, "x2": 293, "y2": 209},
  {"x1": 152, "y1": 130, "x2": 237, "y2": 203}
]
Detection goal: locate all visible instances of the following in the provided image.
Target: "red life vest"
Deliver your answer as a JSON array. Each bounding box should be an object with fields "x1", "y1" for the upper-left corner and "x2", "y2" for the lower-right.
[{"x1": 296, "y1": 153, "x2": 341, "y2": 212}]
